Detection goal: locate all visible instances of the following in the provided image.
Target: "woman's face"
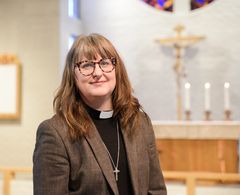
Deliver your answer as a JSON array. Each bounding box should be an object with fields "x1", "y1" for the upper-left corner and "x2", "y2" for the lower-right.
[{"x1": 74, "y1": 54, "x2": 116, "y2": 109}]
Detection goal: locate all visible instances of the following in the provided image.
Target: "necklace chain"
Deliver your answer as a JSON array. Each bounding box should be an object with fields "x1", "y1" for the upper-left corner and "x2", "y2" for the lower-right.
[{"x1": 102, "y1": 121, "x2": 120, "y2": 181}]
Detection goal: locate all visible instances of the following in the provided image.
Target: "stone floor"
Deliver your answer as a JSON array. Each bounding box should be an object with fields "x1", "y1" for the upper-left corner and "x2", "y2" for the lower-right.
[{"x1": 0, "y1": 179, "x2": 240, "y2": 195}]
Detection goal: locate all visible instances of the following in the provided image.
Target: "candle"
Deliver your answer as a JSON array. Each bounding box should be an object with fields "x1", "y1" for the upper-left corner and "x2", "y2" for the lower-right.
[
  {"x1": 224, "y1": 82, "x2": 230, "y2": 110},
  {"x1": 204, "y1": 82, "x2": 211, "y2": 111},
  {"x1": 184, "y1": 82, "x2": 191, "y2": 111}
]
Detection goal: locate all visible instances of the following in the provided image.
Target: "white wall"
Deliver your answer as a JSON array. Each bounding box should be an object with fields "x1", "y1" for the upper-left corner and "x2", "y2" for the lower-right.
[
  {"x1": 80, "y1": 0, "x2": 240, "y2": 121},
  {"x1": 0, "y1": 0, "x2": 60, "y2": 166}
]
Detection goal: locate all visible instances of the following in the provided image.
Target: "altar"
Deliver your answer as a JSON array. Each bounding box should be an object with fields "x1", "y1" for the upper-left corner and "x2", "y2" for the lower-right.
[{"x1": 153, "y1": 121, "x2": 240, "y2": 173}]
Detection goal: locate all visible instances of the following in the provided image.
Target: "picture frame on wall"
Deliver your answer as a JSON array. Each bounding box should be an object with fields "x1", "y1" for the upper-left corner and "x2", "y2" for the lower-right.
[{"x1": 0, "y1": 55, "x2": 21, "y2": 119}]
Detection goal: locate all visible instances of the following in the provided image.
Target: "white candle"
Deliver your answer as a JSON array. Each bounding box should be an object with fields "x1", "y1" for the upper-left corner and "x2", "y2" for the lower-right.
[
  {"x1": 184, "y1": 82, "x2": 191, "y2": 111},
  {"x1": 224, "y1": 82, "x2": 230, "y2": 110},
  {"x1": 204, "y1": 83, "x2": 211, "y2": 111}
]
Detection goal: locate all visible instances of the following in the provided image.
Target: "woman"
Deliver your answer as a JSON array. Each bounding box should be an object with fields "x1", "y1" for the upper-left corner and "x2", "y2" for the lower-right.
[{"x1": 33, "y1": 33, "x2": 167, "y2": 195}]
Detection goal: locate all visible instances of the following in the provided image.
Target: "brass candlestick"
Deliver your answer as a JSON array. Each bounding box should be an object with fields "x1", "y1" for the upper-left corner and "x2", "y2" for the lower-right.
[
  {"x1": 185, "y1": 110, "x2": 191, "y2": 121},
  {"x1": 204, "y1": 110, "x2": 211, "y2": 121},
  {"x1": 224, "y1": 110, "x2": 231, "y2": 121}
]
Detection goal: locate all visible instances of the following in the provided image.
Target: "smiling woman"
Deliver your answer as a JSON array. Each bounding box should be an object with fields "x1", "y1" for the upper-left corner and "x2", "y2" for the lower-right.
[{"x1": 33, "y1": 33, "x2": 167, "y2": 195}]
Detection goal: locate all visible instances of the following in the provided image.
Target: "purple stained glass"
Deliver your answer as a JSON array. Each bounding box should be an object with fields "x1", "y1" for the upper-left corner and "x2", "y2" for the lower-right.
[
  {"x1": 143, "y1": 0, "x2": 173, "y2": 12},
  {"x1": 142, "y1": 0, "x2": 215, "y2": 12},
  {"x1": 191, "y1": 0, "x2": 216, "y2": 10}
]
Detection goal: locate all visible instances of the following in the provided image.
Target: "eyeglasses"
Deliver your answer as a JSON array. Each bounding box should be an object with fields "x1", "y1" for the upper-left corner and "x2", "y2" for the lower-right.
[{"x1": 75, "y1": 57, "x2": 116, "y2": 76}]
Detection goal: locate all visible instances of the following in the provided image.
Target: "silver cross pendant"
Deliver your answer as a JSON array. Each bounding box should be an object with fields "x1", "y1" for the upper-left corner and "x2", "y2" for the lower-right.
[{"x1": 113, "y1": 167, "x2": 120, "y2": 181}]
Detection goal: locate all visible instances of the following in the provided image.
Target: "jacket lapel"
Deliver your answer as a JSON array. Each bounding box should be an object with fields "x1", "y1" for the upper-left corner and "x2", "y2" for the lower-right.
[
  {"x1": 84, "y1": 127, "x2": 119, "y2": 195},
  {"x1": 121, "y1": 129, "x2": 139, "y2": 195}
]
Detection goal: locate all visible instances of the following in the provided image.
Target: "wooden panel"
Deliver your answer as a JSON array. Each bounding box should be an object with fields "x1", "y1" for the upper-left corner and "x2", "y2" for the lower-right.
[{"x1": 156, "y1": 139, "x2": 238, "y2": 173}]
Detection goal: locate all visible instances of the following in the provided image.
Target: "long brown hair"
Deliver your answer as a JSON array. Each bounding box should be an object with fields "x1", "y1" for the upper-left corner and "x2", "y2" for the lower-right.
[{"x1": 54, "y1": 33, "x2": 143, "y2": 140}]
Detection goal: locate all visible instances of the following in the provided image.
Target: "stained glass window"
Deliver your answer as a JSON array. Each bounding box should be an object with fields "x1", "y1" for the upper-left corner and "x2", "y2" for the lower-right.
[
  {"x1": 143, "y1": 0, "x2": 173, "y2": 12},
  {"x1": 142, "y1": 0, "x2": 216, "y2": 12},
  {"x1": 191, "y1": 0, "x2": 215, "y2": 10}
]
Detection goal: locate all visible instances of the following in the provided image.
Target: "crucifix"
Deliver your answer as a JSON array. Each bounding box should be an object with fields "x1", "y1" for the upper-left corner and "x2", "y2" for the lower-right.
[
  {"x1": 155, "y1": 24, "x2": 205, "y2": 120},
  {"x1": 113, "y1": 167, "x2": 120, "y2": 181}
]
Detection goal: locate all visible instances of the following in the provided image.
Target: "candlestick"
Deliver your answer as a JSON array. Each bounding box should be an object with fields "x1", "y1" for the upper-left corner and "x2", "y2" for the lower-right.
[
  {"x1": 204, "y1": 110, "x2": 211, "y2": 121},
  {"x1": 224, "y1": 82, "x2": 230, "y2": 110},
  {"x1": 185, "y1": 110, "x2": 191, "y2": 121},
  {"x1": 204, "y1": 82, "x2": 211, "y2": 111},
  {"x1": 224, "y1": 110, "x2": 231, "y2": 121},
  {"x1": 184, "y1": 82, "x2": 191, "y2": 111}
]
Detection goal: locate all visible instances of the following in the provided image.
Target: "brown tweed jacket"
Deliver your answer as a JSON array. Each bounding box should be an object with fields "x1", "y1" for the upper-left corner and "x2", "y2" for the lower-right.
[{"x1": 33, "y1": 113, "x2": 167, "y2": 195}]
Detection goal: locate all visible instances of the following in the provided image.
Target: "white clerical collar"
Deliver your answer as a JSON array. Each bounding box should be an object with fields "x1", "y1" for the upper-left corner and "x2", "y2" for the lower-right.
[
  {"x1": 86, "y1": 104, "x2": 113, "y2": 119},
  {"x1": 99, "y1": 110, "x2": 114, "y2": 119}
]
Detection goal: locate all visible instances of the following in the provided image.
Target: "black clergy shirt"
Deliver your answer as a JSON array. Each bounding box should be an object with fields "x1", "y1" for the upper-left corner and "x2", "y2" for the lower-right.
[{"x1": 86, "y1": 106, "x2": 134, "y2": 195}]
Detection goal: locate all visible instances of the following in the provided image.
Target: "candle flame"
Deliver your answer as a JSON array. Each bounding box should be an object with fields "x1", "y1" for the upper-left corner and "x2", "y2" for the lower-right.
[
  {"x1": 185, "y1": 82, "x2": 191, "y2": 89},
  {"x1": 224, "y1": 82, "x2": 230, "y2": 88},
  {"x1": 205, "y1": 82, "x2": 210, "y2": 89}
]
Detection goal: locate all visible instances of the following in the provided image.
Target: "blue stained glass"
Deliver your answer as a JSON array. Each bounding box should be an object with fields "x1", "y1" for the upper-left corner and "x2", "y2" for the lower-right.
[
  {"x1": 196, "y1": 0, "x2": 205, "y2": 4},
  {"x1": 142, "y1": 0, "x2": 173, "y2": 12},
  {"x1": 157, "y1": 0, "x2": 165, "y2": 6}
]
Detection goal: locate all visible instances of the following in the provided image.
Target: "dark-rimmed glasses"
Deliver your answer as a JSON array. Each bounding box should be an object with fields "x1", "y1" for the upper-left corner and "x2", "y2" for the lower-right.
[{"x1": 75, "y1": 57, "x2": 116, "y2": 76}]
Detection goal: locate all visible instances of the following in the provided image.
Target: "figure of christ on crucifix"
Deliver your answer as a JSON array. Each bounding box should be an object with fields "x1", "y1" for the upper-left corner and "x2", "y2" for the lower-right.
[{"x1": 156, "y1": 24, "x2": 205, "y2": 120}]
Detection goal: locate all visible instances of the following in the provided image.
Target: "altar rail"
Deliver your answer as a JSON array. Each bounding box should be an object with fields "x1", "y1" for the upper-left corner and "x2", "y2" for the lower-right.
[
  {"x1": 0, "y1": 167, "x2": 32, "y2": 195},
  {"x1": 163, "y1": 171, "x2": 240, "y2": 195},
  {"x1": 0, "y1": 167, "x2": 240, "y2": 195}
]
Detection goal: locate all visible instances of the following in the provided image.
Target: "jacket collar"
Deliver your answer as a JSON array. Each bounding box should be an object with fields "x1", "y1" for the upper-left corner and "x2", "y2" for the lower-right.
[{"x1": 121, "y1": 128, "x2": 139, "y2": 195}]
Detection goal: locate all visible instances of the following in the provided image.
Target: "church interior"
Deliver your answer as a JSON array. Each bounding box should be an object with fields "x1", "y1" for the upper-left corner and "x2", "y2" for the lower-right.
[{"x1": 0, "y1": 0, "x2": 240, "y2": 194}]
